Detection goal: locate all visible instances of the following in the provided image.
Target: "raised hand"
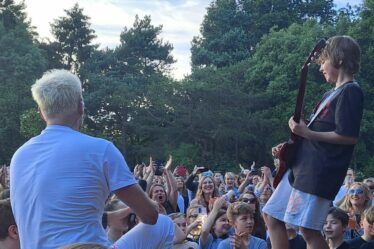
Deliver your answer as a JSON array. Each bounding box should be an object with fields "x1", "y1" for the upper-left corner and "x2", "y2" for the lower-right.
[
  {"x1": 261, "y1": 166, "x2": 272, "y2": 179},
  {"x1": 211, "y1": 196, "x2": 225, "y2": 212},
  {"x1": 192, "y1": 165, "x2": 205, "y2": 175},
  {"x1": 164, "y1": 155, "x2": 173, "y2": 170},
  {"x1": 230, "y1": 232, "x2": 248, "y2": 249},
  {"x1": 272, "y1": 143, "x2": 285, "y2": 158},
  {"x1": 0, "y1": 165, "x2": 8, "y2": 188}
]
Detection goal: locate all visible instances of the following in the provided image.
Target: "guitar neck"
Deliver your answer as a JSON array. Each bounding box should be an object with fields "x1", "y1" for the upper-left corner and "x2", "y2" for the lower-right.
[{"x1": 293, "y1": 66, "x2": 308, "y2": 123}]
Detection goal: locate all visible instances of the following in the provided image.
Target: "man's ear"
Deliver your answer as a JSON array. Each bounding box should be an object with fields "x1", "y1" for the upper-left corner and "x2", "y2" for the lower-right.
[
  {"x1": 38, "y1": 107, "x2": 46, "y2": 122},
  {"x1": 8, "y1": 224, "x2": 19, "y2": 240},
  {"x1": 78, "y1": 100, "x2": 84, "y2": 115}
]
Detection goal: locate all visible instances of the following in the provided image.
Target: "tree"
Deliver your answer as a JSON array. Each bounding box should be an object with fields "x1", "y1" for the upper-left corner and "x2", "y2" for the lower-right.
[
  {"x1": 50, "y1": 3, "x2": 97, "y2": 72},
  {"x1": 191, "y1": 0, "x2": 336, "y2": 68},
  {"x1": 0, "y1": 0, "x2": 28, "y2": 31},
  {"x1": 115, "y1": 15, "x2": 175, "y2": 77},
  {"x1": 0, "y1": 0, "x2": 47, "y2": 164},
  {"x1": 348, "y1": 0, "x2": 374, "y2": 175},
  {"x1": 191, "y1": 0, "x2": 251, "y2": 68},
  {"x1": 81, "y1": 15, "x2": 175, "y2": 164}
]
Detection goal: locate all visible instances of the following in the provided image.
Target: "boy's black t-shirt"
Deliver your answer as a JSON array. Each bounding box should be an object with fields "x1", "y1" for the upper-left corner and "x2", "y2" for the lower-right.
[
  {"x1": 360, "y1": 241, "x2": 374, "y2": 249},
  {"x1": 347, "y1": 237, "x2": 368, "y2": 249},
  {"x1": 289, "y1": 82, "x2": 364, "y2": 200},
  {"x1": 336, "y1": 241, "x2": 351, "y2": 249}
]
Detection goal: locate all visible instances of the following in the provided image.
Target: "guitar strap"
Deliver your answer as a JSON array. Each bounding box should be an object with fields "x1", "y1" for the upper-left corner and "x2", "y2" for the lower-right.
[{"x1": 307, "y1": 81, "x2": 357, "y2": 127}]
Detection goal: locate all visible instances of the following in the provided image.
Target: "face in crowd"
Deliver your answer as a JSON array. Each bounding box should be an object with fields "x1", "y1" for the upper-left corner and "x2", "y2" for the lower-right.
[
  {"x1": 201, "y1": 176, "x2": 215, "y2": 195},
  {"x1": 234, "y1": 213, "x2": 255, "y2": 236},
  {"x1": 239, "y1": 193, "x2": 257, "y2": 213},
  {"x1": 225, "y1": 173, "x2": 235, "y2": 188},
  {"x1": 150, "y1": 185, "x2": 167, "y2": 204},
  {"x1": 213, "y1": 212, "x2": 230, "y2": 236},
  {"x1": 172, "y1": 214, "x2": 188, "y2": 234},
  {"x1": 323, "y1": 213, "x2": 345, "y2": 241},
  {"x1": 214, "y1": 172, "x2": 223, "y2": 185},
  {"x1": 175, "y1": 177, "x2": 185, "y2": 190},
  {"x1": 348, "y1": 183, "x2": 370, "y2": 208}
]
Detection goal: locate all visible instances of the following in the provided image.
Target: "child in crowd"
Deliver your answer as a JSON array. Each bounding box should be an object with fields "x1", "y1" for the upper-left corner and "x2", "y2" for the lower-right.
[
  {"x1": 217, "y1": 202, "x2": 267, "y2": 249},
  {"x1": 186, "y1": 205, "x2": 205, "y2": 242},
  {"x1": 347, "y1": 206, "x2": 374, "y2": 249},
  {"x1": 199, "y1": 197, "x2": 231, "y2": 249},
  {"x1": 0, "y1": 198, "x2": 20, "y2": 249},
  {"x1": 323, "y1": 207, "x2": 350, "y2": 249},
  {"x1": 169, "y1": 212, "x2": 199, "y2": 249},
  {"x1": 238, "y1": 192, "x2": 266, "y2": 240}
]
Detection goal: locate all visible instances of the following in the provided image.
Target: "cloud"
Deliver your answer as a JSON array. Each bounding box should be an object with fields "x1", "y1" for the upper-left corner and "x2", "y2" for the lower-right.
[
  {"x1": 20, "y1": 0, "x2": 209, "y2": 79},
  {"x1": 20, "y1": 0, "x2": 362, "y2": 80}
]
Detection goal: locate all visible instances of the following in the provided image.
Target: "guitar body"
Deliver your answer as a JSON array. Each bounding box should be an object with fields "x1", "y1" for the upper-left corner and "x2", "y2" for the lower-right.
[
  {"x1": 272, "y1": 138, "x2": 299, "y2": 188},
  {"x1": 272, "y1": 39, "x2": 326, "y2": 189}
]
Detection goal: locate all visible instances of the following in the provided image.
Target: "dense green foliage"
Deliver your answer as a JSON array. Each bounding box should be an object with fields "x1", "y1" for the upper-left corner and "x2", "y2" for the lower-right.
[
  {"x1": 1, "y1": 1, "x2": 373, "y2": 177},
  {"x1": 0, "y1": 0, "x2": 46, "y2": 163}
]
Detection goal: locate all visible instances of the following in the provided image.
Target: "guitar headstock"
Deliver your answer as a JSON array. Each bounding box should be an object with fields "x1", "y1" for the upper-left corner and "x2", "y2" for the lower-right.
[{"x1": 303, "y1": 39, "x2": 326, "y2": 68}]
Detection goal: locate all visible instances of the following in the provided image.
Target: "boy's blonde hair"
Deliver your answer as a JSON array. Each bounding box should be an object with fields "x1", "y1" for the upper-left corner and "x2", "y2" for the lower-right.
[
  {"x1": 227, "y1": 201, "x2": 253, "y2": 222},
  {"x1": 363, "y1": 206, "x2": 374, "y2": 225},
  {"x1": 319, "y1": 35, "x2": 361, "y2": 74}
]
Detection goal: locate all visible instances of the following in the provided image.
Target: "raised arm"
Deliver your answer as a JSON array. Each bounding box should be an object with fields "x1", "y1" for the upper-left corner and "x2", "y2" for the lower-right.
[
  {"x1": 261, "y1": 166, "x2": 274, "y2": 190},
  {"x1": 238, "y1": 172, "x2": 253, "y2": 194},
  {"x1": 200, "y1": 197, "x2": 226, "y2": 247},
  {"x1": 164, "y1": 155, "x2": 178, "y2": 212},
  {"x1": 145, "y1": 157, "x2": 155, "y2": 194},
  {"x1": 186, "y1": 166, "x2": 205, "y2": 193}
]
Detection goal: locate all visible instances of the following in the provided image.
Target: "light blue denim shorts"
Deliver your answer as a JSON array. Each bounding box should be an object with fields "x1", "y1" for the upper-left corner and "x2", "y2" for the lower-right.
[{"x1": 262, "y1": 170, "x2": 331, "y2": 230}]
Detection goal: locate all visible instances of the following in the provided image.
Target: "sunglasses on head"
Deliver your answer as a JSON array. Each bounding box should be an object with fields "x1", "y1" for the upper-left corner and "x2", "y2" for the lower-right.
[
  {"x1": 240, "y1": 198, "x2": 256, "y2": 204},
  {"x1": 348, "y1": 188, "x2": 364, "y2": 195}
]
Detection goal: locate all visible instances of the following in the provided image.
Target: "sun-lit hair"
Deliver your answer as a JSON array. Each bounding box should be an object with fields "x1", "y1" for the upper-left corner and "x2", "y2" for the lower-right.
[
  {"x1": 168, "y1": 212, "x2": 186, "y2": 220},
  {"x1": 224, "y1": 172, "x2": 235, "y2": 179},
  {"x1": 186, "y1": 204, "x2": 204, "y2": 222},
  {"x1": 31, "y1": 69, "x2": 83, "y2": 119},
  {"x1": 227, "y1": 201, "x2": 253, "y2": 222},
  {"x1": 338, "y1": 182, "x2": 372, "y2": 212},
  {"x1": 363, "y1": 206, "x2": 374, "y2": 225},
  {"x1": 318, "y1": 35, "x2": 361, "y2": 74}
]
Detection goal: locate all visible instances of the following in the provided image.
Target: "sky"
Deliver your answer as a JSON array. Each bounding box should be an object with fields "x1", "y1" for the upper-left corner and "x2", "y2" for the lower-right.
[{"x1": 18, "y1": 0, "x2": 363, "y2": 80}]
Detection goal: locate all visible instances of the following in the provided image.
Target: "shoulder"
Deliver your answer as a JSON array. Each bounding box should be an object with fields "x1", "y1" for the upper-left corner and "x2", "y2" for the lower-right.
[
  {"x1": 347, "y1": 236, "x2": 365, "y2": 245},
  {"x1": 190, "y1": 199, "x2": 199, "y2": 206},
  {"x1": 157, "y1": 214, "x2": 175, "y2": 230},
  {"x1": 359, "y1": 241, "x2": 374, "y2": 249},
  {"x1": 250, "y1": 235, "x2": 267, "y2": 246},
  {"x1": 340, "y1": 82, "x2": 364, "y2": 97},
  {"x1": 216, "y1": 238, "x2": 230, "y2": 249}
]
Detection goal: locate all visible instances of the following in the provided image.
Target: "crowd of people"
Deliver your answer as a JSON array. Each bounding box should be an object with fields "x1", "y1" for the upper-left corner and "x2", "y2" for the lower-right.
[
  {"x1": 1, "y1": 161, "x2": 374, "y2": 249},
  {"x1": 0, "y1": 35, "x2": 373, "y2": 249}
]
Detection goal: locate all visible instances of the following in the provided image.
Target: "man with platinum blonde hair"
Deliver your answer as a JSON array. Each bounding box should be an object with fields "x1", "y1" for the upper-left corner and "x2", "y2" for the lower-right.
[
  {"x1": 31, "y1": 70, "x2": 83, "y2": 120},
  {"x1": 10, "y1": 69, "x2": 159, "y2": 249}
]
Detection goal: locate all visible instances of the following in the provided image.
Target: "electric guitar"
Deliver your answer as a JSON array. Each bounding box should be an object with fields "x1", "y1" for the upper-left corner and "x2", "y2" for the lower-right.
[{"x1": 272, "y1": 39, "x2": 326, "y2": 189}]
